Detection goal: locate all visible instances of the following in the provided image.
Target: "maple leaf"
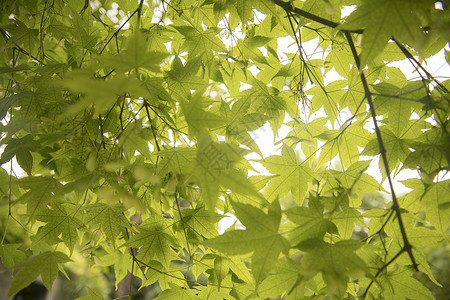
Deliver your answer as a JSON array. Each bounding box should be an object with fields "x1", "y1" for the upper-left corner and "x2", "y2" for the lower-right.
[
  {"x1": 330, "y1": 207, "x2": 366, "y2": 239},
  {"x1": 141, "y1": 261, "x2": 186, "y2": 290},
  {"x1": 306, "y1": 80, "x2": 346, "y2": 123},
  {"x1": 173, "y1": 206, "x2": 222, "y2": 242},
  {"x1": 16, "y1": 176, "x2": 63, "y2": 223},
  {"x1": 173, "y1": 25, "x2": 227, "y2": 62},
  {"x1": 0, "y1": 244, "x2": 26, "y2": 274},
  {"x1": 422, "y1": 180, "x2": 450, "y2": 236},
  {"x1": 283, "y1": 200, "x2": 337, "y2": 247},
  {"x1": 231, "y1": 0, "x2": 255, "y2": 23},
  {"x1": 317, "y1": 120, "x2": 372, "y2": 167},
  {"x1": 321, "y1": 161, "x2": 383, "y2": 207},
  {"x1": 85, "y1": 203, "x2": 130, "y2": 248},
  {"x1": 75, "y1": 287, "x2": 104, "y2": 300},
  {"x1": 100, "y1": 31, "x2": 168, "y2": 73},
  {"x1": 166, "y1": 56, "x2": 208, "y2": 99},
  {"x1": 258, "y1": 259, "x2": 302, "y2": 299},
  {"x1": 261, "y1": 144, "x2": 315, "y2": 203},
  {"x1": 154, "y1": 146, "x2": 197, "y2": 176},
  {"x1": 117, "y1": 120, "x2": 154, "y2": 158},
  {"x1": 340, "y1": 0, "x2": 426, "y2": 67},
  {"x1": 378, "y1": 267, "x2": 435, "y2": 300},
  {"x1": 373, "y1": 80, "x2": 424, "y2": 136},
  {"x1": 0, "y1": 134, "x2": 38, "y2": 175},
  {"x1": 8, "y1": 251, "x2": 71, "y2": 296},
  {"x1": 33, "y1": 201, "x2": 84, "y2": 252},
  {"x1": 124, "y1": 216, "x2": 178, "y2": 269},
  {"x1": 363, "y1": 128, "x2": 412, "y2": 178},
  {"x1": 180, "y1": 91, "x2": 225, "y2": 138},
  {"x1": 297, "y1": 239, "x2": 369, "y2": 298},
  {"x1": 237, "y1": 34, "x2": 273, "y2": 65},
  {"x1": 154, "y1": 283, "x2": 199, "y2": 299},
  {"x1": 100, "y1": 247, "x2": 133, "y2": 289},
  {"x1": 234, "y1": 76, "x2": 286, "y2": 119},
  {"x1": 2, "y1": 0, "x2": 449, "y2": 298},
  {"x1": 205, "y1": 200, "x2": 290, "y2": 282}
]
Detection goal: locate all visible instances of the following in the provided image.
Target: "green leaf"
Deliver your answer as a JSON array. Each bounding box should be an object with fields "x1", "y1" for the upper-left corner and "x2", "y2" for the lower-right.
[
  {"x1": 363, "y1": 128, "x2": 411, "y2": 178},
  {"x1": 297, "y1": 239, "x2": 368, "y2": 297},
  {"x1": 180, "y1": 91, "x2": 225, "y2": 137},
  {"x1": 379, "y1": 267, "x2": 435, "y2": 300},
  {"x1": 232, "y1": 0, "x2": 255, "y2": 23},
  {"x1": 0, "y1": 135, "x2": 38, "y2": 175},
  {"x1": 0, "y1": 92, "x2": 32, "y2": 119},
  {"x1": 340, "y1": 0, "x2": 425, "y2": 67},
  {"x1": 258, "y1": 259, "x2": 301, "y2": 298},
  {"x1": 174, "y1": 206, "x2": 222, "y2": 241},
  {"x1": 173, "y1": 26, "x2": 226, "y2": 62},
  {"x1": 373, "y1": 80, "x2": 424, "y2": 136},
  {"x1": 306, "y1": 80, "x2": 346, "y2": 123},
  {"x1": 330, "y1": 207, "x2": 365, "y2": 239},
  {"x1": 166, "y1": 56, "x2": 208, "y2": 99},
  {"x1": 322, "y1": 161, "x2": 382, "y2": 207},
  {"x1": 85, "y1": 203, "x2": 130, "y2": 247},
  {"x1": 261, "y1": 144, "x2": 315, "y2": 203},
  {"x1": 1, "y1": 0, "x2": 447, "y2": 298},
  {"x1": 0, "y1": 244, "x2": 26, "y2": 274},
  {"x1": 154, "y1": 283, "x2": 199, "y2": 299},
  {"x1": 75, "y1": 287, "x2": 104, "y2": 300},
  {"x1": 17, "y1": 176, "x2": 63, "y2": 222},
  {"x1": 317, "y1": 120, "x2": 372, "y2": 167},
  {"x1": 100, "y1": 248, "x2": 133, "y2": 289},
  {"x1": 62, "y1": 72, "x2": 148, "y2": 115},
  {"x1": 155, "y1": 146, "x2": 197, "y2": 176},
  {"x1": 100, "y1": 31, "x2": 168, "y2": 72},
  {"x1": 8, "y1": 251, "x2": 71, "y2": 296},
  {"x1": 33, "y1": 201, "x2": 84, "y2": 252},
  {"x1": 205, "y1": 200, "x2": 289, "y2": 282},
  {"x1": 422, "y1": 180, "x2": 450, "y2": 236},
  {"x1": 124, "y1": 216, "x2": 178, "y2": 269}
]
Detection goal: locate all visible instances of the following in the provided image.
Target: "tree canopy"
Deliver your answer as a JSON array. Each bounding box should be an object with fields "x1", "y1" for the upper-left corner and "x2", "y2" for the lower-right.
[{"x1": 0, "y1": 0, "x2": 449, "y2": 299}]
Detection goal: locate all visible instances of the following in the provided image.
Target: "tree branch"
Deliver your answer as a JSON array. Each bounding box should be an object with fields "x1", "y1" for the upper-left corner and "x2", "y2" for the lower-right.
[
  {"x1": 344, "y1": 32, "x2": 418, "y2": 272},
  {"x1": 272, "y1": 0, "x2": 363, "y2": 34},
  {"x1": 99, "y1": 7, "x2": 139, "y2": 54},
  {"x1": 392, "y1": 38, "x2": 448, "y2": 94}
]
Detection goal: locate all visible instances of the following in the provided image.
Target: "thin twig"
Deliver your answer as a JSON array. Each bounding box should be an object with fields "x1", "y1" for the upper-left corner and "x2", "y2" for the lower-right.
[
  {"x1": 0, "y1": 28, "x2": 43, "y2": 63},
  {"x1": 174, "y1": 190, "x2": 192, "y2": 282},
  {"x1": 143, "y1": 101, "x2": 161, "y2": 152},
  {"x1": 137, "y1": 0, "x2": 145, "y2": 26},
  {"x1": 362, "y1": 248, "x2": 405, "y2": 299},
  {"x1": 38, "y1": 0, "x2": 50, "y2": 62},
  {"x1": 392, "y1": 38, "x2": 448, "y2": 93},
  {"x1": 98, "y1": 114, "x2": 107, "y2": 150},
  {"x1": 99, "y1": 8, "x2": 139, "y2": 54},
  {"x1": 147, "y1": 104, "x2": 188, "y2": 136}
]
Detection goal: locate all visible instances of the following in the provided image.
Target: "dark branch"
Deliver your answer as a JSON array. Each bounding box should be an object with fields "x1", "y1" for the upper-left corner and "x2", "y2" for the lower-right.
[
  {"x1": 362, "y1": 249, "x2": 405, "y2": 299},
  {"x1": 143, "y1": 101, "x2": 161, "y2": 152},
  {"x1": 99, "y1": 8, "x2": 139, "y2": 54},
  {"x1": 272, "y1": 0, "x2": 363, "y2": 34},
  {"x1": 392, "y1": 38, "x2": 449, "y2": 94},
  {"x1": 345, "y1": 32, "x2": 418, "y2": 273}
]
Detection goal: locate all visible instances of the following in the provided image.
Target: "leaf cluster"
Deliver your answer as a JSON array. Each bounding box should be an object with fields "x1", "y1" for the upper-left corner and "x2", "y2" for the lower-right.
[{"x1": 0, "y1": 0, "x2": 449, "y2": 299}]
